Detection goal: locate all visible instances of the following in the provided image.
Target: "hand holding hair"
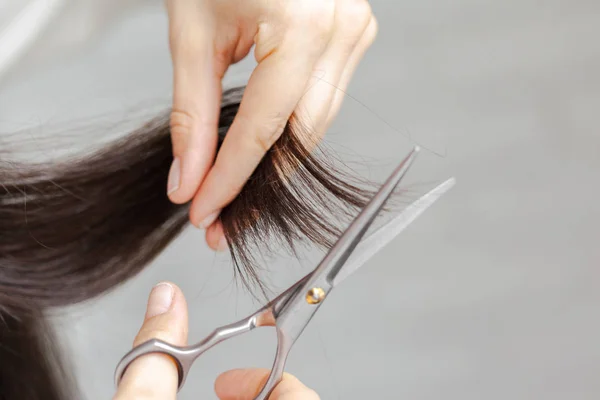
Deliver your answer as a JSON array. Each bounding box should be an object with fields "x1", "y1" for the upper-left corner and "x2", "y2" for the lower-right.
[
  {"x1": 164, "y1": 0, "x2": 378, "y2": 251},
  {"x1": 113, "y1": 282, "x2": 319, "y2": 400}
]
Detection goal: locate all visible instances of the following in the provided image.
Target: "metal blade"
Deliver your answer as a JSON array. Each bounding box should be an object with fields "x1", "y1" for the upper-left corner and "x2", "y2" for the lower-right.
[{"x1": 331, "y1": 177, "x2": 456, "y2": 286}]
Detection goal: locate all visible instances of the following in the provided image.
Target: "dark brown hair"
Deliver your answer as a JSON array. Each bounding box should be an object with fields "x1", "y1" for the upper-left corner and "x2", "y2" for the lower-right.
[{"x1": 0, "y1": 86, "x2": 380, "y2": 399}]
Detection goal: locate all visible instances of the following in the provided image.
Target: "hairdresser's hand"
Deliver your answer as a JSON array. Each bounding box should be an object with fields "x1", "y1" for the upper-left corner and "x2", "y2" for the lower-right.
[
  {"x1": 113, "y1": 282, "x2": 318, "y2": 399},
  {"x1": 164, "y1": 0, "x2": 377, "y2": 250}
]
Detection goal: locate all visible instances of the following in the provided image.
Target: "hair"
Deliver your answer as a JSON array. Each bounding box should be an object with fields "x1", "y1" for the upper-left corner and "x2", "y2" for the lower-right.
[{"x1": 0, "y1": 86, "x2": 384, "y2": 399}]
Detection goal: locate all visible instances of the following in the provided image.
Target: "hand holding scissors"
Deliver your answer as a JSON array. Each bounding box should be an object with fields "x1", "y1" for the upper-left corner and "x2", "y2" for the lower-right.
[
  {"x1": 115, "y1": 147, "x2": 455, "y2": 399},
  {"x1": 113, "y1": 282, "x2": 318, "y2": 400}
]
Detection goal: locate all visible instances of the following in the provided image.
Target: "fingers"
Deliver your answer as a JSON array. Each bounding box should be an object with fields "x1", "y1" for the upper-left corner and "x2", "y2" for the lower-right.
[
  {"x1": 166, "y1": 0, "x2": 224, "y2": 204},
  {"x1": 295, "y1": 0, "x2": 375, "y2": 140},
  {"x1": 113, "y1": 282, "x2": 189, "y2": 400},
  {"x1": 324, "y1": 14, "x2": 378, "y2": 129},
  {"x1": 215, "y1": 369, "x2": 320, "y2": 400},
  {"x1": 201, "y1": 1, "x2": 376, "y2": 250},
  {"x1": 206, "y1": 220, "x2": 228, "y2": 252},
  {"x1": 165, "y1": 0, "x2": 376, "y2": 250},
  {"x1": 188, "y1": 0, "x2": 336, "y2": 228}
]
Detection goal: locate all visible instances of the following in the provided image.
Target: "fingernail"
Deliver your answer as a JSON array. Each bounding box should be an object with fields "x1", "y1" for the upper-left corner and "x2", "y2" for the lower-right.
[
  {"x1": 146, "y1": 282, "x2": 174, "y2": 318},
  {"x1": 217, "y1": 235, "x2": 228, "y2": 252},
  {"x1": 167, "y1": 157, "x2": 181, "y2": 195},
  {"x1": 199, "y1": 210, "x2": 220, "y2": 229}
]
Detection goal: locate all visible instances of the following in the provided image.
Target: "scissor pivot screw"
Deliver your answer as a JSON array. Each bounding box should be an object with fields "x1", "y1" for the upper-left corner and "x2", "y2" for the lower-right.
[{"x1": 306, "y1": 287, "x2": 326, "y2": 304}]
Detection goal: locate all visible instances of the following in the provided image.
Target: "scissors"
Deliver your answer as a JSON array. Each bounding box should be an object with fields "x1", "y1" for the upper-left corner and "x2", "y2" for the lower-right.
[{"x1": 114, "y1": 146, "x2": 455, "y2": 399}]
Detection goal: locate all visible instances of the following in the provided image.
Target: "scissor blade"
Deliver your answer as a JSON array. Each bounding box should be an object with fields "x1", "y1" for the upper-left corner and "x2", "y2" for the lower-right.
[{"x1": 331, "y1": 177, "x2": 456, "y2": 286}]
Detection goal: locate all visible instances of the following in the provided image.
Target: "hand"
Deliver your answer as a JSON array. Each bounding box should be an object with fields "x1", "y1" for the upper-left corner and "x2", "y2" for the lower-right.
[
  {"x1": 164, "y1": 0, "x2": 378, "y2": 250},
  {"x1": 215, "y1": 369, "x2": 319, "y2": 400},
  {"x1": 113, "y1": 282, "x2": 318, "y2": 399}
]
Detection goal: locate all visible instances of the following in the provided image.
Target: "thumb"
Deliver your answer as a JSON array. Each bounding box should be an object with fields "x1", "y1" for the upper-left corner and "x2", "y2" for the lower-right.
[
  {"x1": 215, "y1": 368, "x2": 320, "y2": 400},
  {"x1": 114, "y1": 282, "x2": 189, "y2": 400}
]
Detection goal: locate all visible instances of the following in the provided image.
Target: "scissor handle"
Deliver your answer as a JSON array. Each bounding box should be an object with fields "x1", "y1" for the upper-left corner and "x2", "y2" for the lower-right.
[
  {"x1": 253, "y1": 326, "x2": 294, "y2": 400},
  {"x1": 114, "y1": 305, "x2": 280, "y2": 392},
  {"x1": 114, "y1": 276, "x2": 310, "y2": 396},
  {"x1": 114, "y1": 338, "x2": 196, "y2": 388}
]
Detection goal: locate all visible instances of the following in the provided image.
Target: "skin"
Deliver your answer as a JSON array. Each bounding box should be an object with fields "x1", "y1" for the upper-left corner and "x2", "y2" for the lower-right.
[
  {"x1": 164, "y1": 0, "x2": 378, "y2": 251},
  {"x1": 113, "y1": 282, "x2": 319, "y2": 399},
  {"x1": 114, "y1": 2, "x2": 376, "y2": 395}
]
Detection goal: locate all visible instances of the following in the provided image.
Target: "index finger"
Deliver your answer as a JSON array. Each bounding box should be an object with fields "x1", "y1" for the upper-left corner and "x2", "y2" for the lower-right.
[
  {"x1": 166, "y1": 0, "x2": 223, "y2": 204},
  {"x1": 189, "y1": 12, "x2": 333, "y2": 227}
]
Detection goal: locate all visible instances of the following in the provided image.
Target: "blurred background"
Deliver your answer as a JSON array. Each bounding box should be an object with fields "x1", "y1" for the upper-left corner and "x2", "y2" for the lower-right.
[{"x1": 1, "y1": 0, "x2": 599, "y2": 399}]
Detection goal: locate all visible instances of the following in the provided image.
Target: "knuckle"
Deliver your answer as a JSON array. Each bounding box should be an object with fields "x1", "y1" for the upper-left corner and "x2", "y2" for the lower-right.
[
  {"x1": 169, "y1": 108, "x2": 217, "y2": 151},
  {"x1": 240, "y1": 113, "x2": 287, "y2": 154},
  {"x1": 288, "y1": 0, "x2": 335, "y2": 37},
  {"x1": 339, "y1": 0, "x2": 373, "y2": 34},
  {"x1": 169, "y1": 109, "x2": 194, "y2": 140},
  {"x1": 250, "y1": 124, "x2": 284, "y2": 153},
  {"x1": 363, "y1": 15, "x2": 379, "y2": 46}
]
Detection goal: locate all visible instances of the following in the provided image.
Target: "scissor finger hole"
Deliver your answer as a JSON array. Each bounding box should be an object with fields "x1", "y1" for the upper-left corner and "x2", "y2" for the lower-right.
[{"x1": 117, "y1": 350, "x2": 185, "y2": 389}]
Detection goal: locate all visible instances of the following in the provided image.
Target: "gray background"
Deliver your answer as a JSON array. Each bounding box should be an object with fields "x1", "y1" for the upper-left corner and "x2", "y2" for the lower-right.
[{"x1": 1, "y1": 0, "x2": 599, "y2": 399}]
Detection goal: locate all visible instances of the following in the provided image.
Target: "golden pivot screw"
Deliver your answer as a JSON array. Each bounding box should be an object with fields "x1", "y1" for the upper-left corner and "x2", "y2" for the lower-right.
[{"x1": 306, "y1": 287, "x2": 326, "y2": 304}]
